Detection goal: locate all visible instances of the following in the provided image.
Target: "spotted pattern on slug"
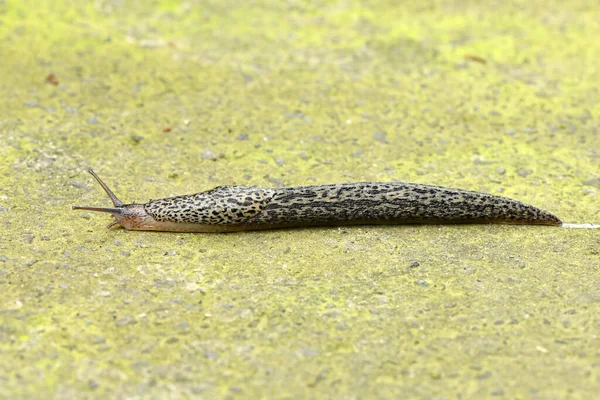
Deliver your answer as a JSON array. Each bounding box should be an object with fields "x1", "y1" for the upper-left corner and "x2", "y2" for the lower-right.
[
  {"x1": 73, "y1": 167, "x2": 562, "y2": 232},
  {"x1": 144, "y1": 186, "x2": 276, "y2": 224},
  {"x1": 241, "y1": 182, "x2": 562, "y2": 227}
]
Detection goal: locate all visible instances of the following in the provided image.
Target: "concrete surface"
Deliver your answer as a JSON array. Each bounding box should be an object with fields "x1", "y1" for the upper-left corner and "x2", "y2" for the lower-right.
[{"x1": 1, "y1": 0, "x2": 599, "y2": 398}]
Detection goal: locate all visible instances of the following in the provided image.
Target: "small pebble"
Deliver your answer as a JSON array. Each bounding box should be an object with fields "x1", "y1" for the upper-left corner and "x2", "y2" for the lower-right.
[
  {"x1": 116, "y1": 315, "x2": 137, "y2": 326},
  {"x1": 583, "y1": 178, "x2": 600, "y2": 189},
  {"x1": 24, "y1": 101, "x2": 41, "y2": 108},
  {"x1": 582, "y1": 188, "x2": 596, "y2": 196},
  {"x1": 516, "y1": 168, "x2": 533, "y2": 177},
  {"x1": 91, "y1": 336, "x2": 105, "y2": 344},
  {"x1": 201, "y1": 149, "x2": 219, "y2": 161},
  {"x1": 300, "y1": 348, "x2": 319, "y2": 357},
  {"x1": 373, "y1": 131, "x2": 388, "y2": 144},
  {"x1": 350, "y1": 149, "x2": 364, "y2": 158},
  {"x1": 70, "y1": 180, "x2": 89, "y2": 190},
  {"x1": 86, "y1": 116, "x2": 99, "y2": 125},
  {"x1": 22, "y1": 234, "x2": 34, "y2": 244},
  {"x1": 477, "y1": 371, "x2": 492, "y2": 380}
]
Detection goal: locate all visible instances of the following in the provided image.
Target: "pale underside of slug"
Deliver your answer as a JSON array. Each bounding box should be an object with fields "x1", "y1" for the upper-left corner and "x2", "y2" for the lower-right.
[{"x1": 72, "y1": 168, "x2": 562, "y2": 232}]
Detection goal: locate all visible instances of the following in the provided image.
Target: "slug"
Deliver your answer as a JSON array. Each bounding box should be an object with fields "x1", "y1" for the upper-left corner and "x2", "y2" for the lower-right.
[{"x1": 72, "y1": 168, "x2": 562, "y2": 232}]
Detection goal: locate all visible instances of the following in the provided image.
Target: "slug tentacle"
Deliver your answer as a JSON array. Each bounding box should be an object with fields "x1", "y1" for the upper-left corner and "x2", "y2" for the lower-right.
[
  {"x1": 72, "y1": 168, "x2": 161, "y2": 230},
  {"x1": 73, "y1": 169, "x2": 562, "y2": 232},
  {"x1": 88, "y1": 167, "x2": 123, "y2": 207}
]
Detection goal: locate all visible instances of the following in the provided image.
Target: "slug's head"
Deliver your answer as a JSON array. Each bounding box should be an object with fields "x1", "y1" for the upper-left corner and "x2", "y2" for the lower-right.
[{"x1": 72, "y1": 168, "x2": 157, "y2": 230}]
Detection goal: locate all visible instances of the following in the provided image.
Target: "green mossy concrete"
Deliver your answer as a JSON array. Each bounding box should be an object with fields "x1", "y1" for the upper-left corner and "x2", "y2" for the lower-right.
[{"x1": 1, "y1": 0, "x2": 599, "y2": 398}]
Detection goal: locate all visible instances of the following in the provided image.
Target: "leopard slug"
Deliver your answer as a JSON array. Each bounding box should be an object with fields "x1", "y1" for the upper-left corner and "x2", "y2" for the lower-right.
[{"x1": 72, "y1": 168, "x2": 562, "y2": 232}]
